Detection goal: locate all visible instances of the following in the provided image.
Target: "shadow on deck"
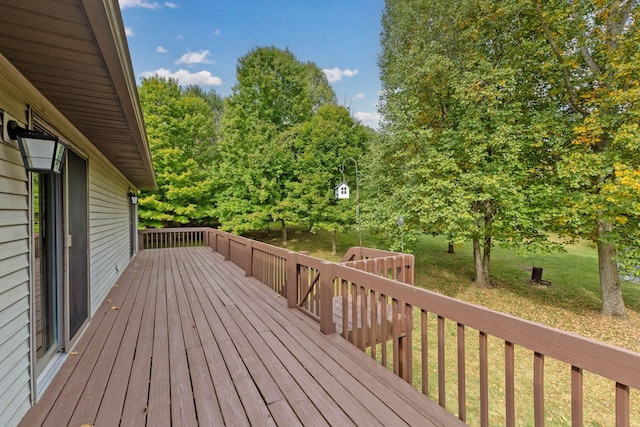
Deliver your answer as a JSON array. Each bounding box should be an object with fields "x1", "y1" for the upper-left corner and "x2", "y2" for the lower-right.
[{"x1": 19, "y1": 247, "x2": 461, "y2": 426}]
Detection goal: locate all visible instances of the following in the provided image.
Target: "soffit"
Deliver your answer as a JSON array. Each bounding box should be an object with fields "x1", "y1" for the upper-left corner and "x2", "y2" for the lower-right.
[{"x1": 0, "y1": 0, "x2": 156, "y2": 189}]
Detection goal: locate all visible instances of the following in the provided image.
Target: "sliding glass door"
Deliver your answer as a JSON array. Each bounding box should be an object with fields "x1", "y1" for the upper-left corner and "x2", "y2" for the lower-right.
[{"x1": 34, "y1": 173, "x2": 63, "y2": 369}]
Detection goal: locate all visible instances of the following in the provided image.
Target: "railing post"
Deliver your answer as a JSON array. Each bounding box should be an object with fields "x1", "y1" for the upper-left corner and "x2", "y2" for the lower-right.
[
  {"x1": 408, "y1": 254, "x2": 414, "y2": 285},
  {"x1": 138, "y1": 230, "x2": 144, "y2": 251},
  {"x1": 286, "y1": 251, "x2": 297, "y2": 309},
  {"x1": 245, "y1": 239, "x2": 253, "y2": 277},
  {"x1": 319, "y1": 261, "x2": 335, "y2": 335}
]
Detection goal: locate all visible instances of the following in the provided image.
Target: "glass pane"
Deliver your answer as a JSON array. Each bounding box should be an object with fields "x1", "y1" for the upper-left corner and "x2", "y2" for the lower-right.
[{"x1": 34, "y1": 173, "x2": 55, "y2": 360}]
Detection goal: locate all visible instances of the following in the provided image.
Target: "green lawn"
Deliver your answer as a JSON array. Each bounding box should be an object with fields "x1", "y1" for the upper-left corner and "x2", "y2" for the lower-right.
[{"x1": 250, "y1": 225, "x2": 640, "y2": 348}]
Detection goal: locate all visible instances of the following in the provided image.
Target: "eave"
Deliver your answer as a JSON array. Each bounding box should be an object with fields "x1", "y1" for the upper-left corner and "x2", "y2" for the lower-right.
[{"x1": 0, "y1": 0, "x2": 156, "y2": 189}]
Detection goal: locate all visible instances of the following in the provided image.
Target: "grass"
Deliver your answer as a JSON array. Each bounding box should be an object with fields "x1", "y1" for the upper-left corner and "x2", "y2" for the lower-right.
[{"x1": 249, "y1": 225, "x2": 640, "y2": 425}]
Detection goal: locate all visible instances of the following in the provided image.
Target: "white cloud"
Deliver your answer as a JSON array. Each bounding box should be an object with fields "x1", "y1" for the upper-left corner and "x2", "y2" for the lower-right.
[
  {"x1": 125, "y1": 27, "x2": 135, "y2": 36},
  {"x1": 213, "y1": 29, "x2": 221, "y2": 36},
  {"x1": 119, "y1": 0, "x2": 177, "y2": 9},
  {"x1": 175, "y1": 50, "x2": 214, "y2": 65},
  {"x1": 322, "y1": 67, "x2": 359, "y2": 83},
  {"x1": 351, "y1": 93, "x2": 366, "y2": 101},
  {"x1": 156, "y1": 45, "x2": 168, "y2": 53},
  {"x1": 354, "y1": 111, "x2": 380, "y2": 129},
  {"x1": 142, "y1": 68, "x2": 222, "y2": 86}
]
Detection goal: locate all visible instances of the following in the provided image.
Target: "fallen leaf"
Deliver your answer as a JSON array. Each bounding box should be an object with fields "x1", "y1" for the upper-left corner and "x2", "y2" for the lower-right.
[
  {"x1": 111, "y1": 306, "x2": 119, "y2": 310},
  {"x1": 70, "y1": 351, "x2": 79, "y2": 355},
  {"x1": 106, "y1": 299, "x2": 112, "y2": 303}
]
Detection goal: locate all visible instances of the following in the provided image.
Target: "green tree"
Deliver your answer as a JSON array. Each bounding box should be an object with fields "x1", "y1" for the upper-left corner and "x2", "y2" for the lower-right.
[
  {"x1": 375, "y1": 0, "x2": 561, "y2": 285},
  {"x1": 216, "y1": 46, "x2": 337, "y2": 240},
  {"x1": 138, "y1": 76, "x2": 218, "y2": 228},
  {"x1": 534, "y1": 0, "x2": 640, "y2": 316},
  {"x1": 183, "y1": 84, "x2": 225, "y2": 140},
  {"x1": 282, "y1": 105, "x2": 372, "y2": 253}
]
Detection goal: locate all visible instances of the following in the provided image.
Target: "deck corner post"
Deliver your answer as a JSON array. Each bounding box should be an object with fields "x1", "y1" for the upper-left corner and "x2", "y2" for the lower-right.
[
  {"x1": 320, "y1": 261, "x2": 336, "y2": 335},
  {"x1": 245, "y1": 239, "x2": 253, "y2": 277},
  {"x1": 211, "y1": 229, "x2": 218, "y2": 252},
  {"x1": 286, "y1": 251, "x2": 297, "y2": 309},
  {"x1": 138, "y1": 230, "x2": 144, "y2": 251},
  {"x1": 408, "y1": 254, "x2": 415, "y2": 285}
]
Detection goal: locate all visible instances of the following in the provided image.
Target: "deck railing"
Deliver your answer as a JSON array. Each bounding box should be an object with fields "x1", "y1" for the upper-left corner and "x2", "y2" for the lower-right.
[
  {"x1": 138, "y1": 227, "x2": 208, "y2": 250},
  {"x1": 140, "y1": 227, "x2": 640, "y2": 426},
  {"x1": 340, "y1": 246, "x2": 414, "y2": 285}
]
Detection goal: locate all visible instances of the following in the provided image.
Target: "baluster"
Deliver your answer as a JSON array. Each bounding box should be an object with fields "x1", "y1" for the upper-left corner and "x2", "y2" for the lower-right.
[
  {"x1": 506, "y1": 341, "x2": 515, "y2": 427},
  {"x1": 616, "y1": 382, "x2": 629, "y2": 427},
  {"x1": 457, "y1": 323, "x2": 466, "y2": 422},
  {"x1": 534, "y1": 352, "x2": 544, "y2": 427},
  {"x1": 369, "y1": 289, "x2": 377, "y2": 360},
  {"x1": 360, "y1": 286, "x2": 367, "y2": 352},
  {"x1": 381, "y1": 293, "x2": 388, "y2": 368},
  {"x1": 571, "y1": 366, "x2": 583, "y2": 427},
  {"x1": 392, "y1": 298, "x2": 400, "y2": 377},
  {"x1": 421, "y1": 309, "x2": 429, "y2": 396},
  {"x1": 403, "y1": 303, "x2": 412, "y2": 383},
  {"x1": 438, "y1": 315, "x2": 446, "y2": 408},
  {"x1": 480, "y1": 331, "x2": 489, "y2": 427}
]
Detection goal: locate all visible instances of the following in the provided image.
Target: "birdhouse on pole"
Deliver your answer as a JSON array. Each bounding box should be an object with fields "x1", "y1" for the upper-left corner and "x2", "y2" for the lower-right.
[{"x1": 334, "y1": 182, "x2": 350, "y2": 199}]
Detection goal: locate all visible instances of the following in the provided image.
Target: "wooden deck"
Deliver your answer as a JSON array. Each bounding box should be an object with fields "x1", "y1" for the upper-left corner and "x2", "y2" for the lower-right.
[{"x1": 19, "y1": 247, "x2": 463, "y2": 426}]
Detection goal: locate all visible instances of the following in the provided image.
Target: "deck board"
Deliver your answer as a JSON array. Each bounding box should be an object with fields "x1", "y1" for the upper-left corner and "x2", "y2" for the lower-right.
[{"x1": 19, "y1": 247, "x2": 464, "y2": 426}]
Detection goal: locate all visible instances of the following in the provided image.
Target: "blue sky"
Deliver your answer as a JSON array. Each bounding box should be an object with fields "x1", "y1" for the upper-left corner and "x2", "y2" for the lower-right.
[{"x1": 118, "y1": 0, "x2": 385, "y2": 128}]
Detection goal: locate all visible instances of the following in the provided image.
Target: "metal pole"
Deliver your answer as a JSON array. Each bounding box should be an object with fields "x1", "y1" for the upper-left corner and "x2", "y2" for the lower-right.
[{"x1": 342, "y1": 158, "x2": 361, "y2": 246}]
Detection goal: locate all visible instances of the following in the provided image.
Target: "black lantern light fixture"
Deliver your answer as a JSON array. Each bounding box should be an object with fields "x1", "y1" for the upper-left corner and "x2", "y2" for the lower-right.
[
  {"x1": 6, "y1": 120, "x2": 66, "y2": 174},
  {"x1": 128, "y1": 190, "x2": 139, "y2": 205}
]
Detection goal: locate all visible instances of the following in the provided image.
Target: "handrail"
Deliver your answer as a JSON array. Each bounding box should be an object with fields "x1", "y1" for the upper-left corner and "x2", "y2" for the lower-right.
[
  {"x1": 138, "y1": 227, "x2": 208, "y2": 250},
  {"x1": 340, "y1": 246, "x2": 406, "y2": 262},
  {"x1": 141, "y1": 227, "x2": 640, "y2": 425}
]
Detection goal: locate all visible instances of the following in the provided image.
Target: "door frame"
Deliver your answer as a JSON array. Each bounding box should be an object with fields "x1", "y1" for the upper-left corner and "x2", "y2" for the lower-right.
[
  {"x1": 28, "y1": 116, "x2": 92, "y2": 400},
  {"x1": 64, "y1": 149, "x2": 90, "y2": 346}
]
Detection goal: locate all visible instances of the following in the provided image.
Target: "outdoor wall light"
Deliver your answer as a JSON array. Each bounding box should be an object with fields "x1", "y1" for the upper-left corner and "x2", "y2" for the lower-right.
[
  {"x1": 6, "y1": 119, "x2": 66, "y2": 174},
  {"x1": 128, "y1": 190, "x2": 139, "y2": 205}
]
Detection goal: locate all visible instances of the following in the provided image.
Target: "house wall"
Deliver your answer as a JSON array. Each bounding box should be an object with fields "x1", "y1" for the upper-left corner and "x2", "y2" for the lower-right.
[
  {"x1": 0, "y1": 141, "x2": 32, "y2": 427},
  {"x1": 88, "y1": 160, "x2": 132, "y2": 314},
  {"x1": 0, "y1": 55, "x2": 139, "y2": 426}
]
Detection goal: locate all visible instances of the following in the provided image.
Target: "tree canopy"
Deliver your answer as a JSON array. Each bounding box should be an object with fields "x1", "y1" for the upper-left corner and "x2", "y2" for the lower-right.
[
  {"x1": 375, "y1": 0, "x2": 562, "y2": 285},
  {"x1": 533, "y1": 0, "x2": 640, "y2": 317},
  {"x1": 215, "y1": 46, "x2": 371, "y2": 241},
  {"x1": 375, "y1": 0, "x2": 639, "y2": 316},
  {"x1": 137, "y1": 76, "x2": 220, "y2": 228}
]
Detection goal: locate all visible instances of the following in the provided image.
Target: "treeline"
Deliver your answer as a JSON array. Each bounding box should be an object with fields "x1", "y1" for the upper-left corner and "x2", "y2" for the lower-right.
[
  {"x1": 368, "y1": 0, "x2": 640, "y2": 317},
  {"x1": 138, "y1": 0, "x2": 640, "y2": 317}
]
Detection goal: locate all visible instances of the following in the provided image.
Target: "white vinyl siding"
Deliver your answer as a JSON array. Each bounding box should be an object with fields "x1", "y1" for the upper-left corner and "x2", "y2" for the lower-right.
[
  {"x1": 89, "y1": 159, "x2": 132, "y2": 314},
  {"x1": 0, "y1": 142, "x2": 32, "y2": 426}
]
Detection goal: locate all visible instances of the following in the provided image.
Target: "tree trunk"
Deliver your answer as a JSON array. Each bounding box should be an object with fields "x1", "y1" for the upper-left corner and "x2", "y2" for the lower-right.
[
  {"x1": 332, "y1": 230, "x2": 337, "y2": 256},
  {"x1": 473, "y1": 238, "x2": 490, "y2": 286},
  {"x1": 281, "y1": 219, "x2": 287, "y2": 244},
  {"x1": 473, "y1": 208, "x2": 492, "y2": 286},
  {"x1": 597, "y1": 220, "x2": 626, "y2": 317},
  {"x1": 483, "y1": 234, "x2": 491, "y2": 282},
  {"x1": 448, "y1": 242, "x2": 455, "y2": 254}
]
